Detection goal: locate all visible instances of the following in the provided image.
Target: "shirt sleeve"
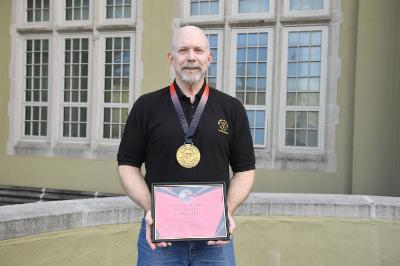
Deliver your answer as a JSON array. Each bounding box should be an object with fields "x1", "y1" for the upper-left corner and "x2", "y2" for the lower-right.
[
  {"x1": 229, "y1": 101, "x2": 256, "y2": 173},
  {"x1": 117, "y1": 96, "x2": 147, "y2": 167}
]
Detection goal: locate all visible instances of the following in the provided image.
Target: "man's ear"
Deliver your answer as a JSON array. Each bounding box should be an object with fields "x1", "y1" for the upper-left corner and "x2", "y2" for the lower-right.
[
  {"x1": 207, "y1": 50, "x2": 212, "y2": 64},
  {"x1": 167, "y1": 52, "x2": 174, "y2": 64}
]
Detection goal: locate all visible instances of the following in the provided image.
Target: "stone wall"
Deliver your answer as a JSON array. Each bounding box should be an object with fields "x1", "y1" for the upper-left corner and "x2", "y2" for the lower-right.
[{"x1": 0, "y1": 194, "x2": 399, "y2": 265}]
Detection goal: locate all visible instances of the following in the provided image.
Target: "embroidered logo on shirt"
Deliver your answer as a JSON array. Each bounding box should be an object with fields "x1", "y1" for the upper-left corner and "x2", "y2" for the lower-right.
[{"x1": 218, "y1": 119, "x2": 229, "y2": 135}]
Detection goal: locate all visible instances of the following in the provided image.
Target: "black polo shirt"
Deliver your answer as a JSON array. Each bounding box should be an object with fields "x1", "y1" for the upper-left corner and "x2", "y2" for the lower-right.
[{"x1": 117, "y1": 80, "x2": 255, "y2": 191}]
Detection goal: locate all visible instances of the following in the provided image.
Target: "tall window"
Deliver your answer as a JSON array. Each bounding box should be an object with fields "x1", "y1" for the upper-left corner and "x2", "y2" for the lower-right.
[
  {"x1": 284, "y1": 29, "x2": 325, "y2": 148},
  {"x1": 27, "y1": 0, "x2": 50, "y2": 22},
  {"x1": 24, "y1": 39, "x2": 49, "y2": 137},
  {"x1": 62, "y1": 38, "x2": 89, "y2": 138},
  {"x1": 234, "y1": 30, "x2": 270, "y2": 147},
  {"x1": 103, "y1": 36, "x2": 133, "y2": 139},
  {"x1": 205, "y1": 33, "x2": 219, "y2": 89}
]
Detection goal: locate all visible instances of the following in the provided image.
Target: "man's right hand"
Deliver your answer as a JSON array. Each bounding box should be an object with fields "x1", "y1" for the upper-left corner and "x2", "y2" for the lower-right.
[{"x1": 144, "y1": 210, "x2": 172, "y2": 250}]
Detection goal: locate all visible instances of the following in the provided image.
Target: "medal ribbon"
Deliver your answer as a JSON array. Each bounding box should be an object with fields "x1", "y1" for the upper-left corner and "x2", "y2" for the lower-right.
[{"x1": 170, "y1": 82, "x2": 209, "y2": 144}]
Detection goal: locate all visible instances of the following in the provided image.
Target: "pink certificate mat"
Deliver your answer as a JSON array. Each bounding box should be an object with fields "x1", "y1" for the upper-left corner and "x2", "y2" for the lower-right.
[{"x1": 151, "y1": 182, "x2": 229, "y2": 242}]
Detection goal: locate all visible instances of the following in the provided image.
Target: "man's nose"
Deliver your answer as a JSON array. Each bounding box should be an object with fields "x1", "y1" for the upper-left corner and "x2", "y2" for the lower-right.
[{"x1": 187, "y1": 49, "x2": 196, "y2": 61}]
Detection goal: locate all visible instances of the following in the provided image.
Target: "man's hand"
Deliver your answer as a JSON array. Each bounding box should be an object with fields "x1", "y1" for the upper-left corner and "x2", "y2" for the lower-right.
[
  {"x1": 207, "y1": 212, "x2": 236, "y2": 246},
  {"x1": 144, "y1": 210, "x2": 172, "y2": 250}
]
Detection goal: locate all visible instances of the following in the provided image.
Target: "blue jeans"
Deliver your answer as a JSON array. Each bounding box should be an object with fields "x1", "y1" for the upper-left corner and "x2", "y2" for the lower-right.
[{"x1": 137, "y1": 219, "x2": 236, "y2": 266}]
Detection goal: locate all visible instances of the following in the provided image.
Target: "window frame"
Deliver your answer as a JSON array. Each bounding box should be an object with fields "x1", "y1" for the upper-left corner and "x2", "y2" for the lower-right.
[
  {"x1": 21, "y1": 35, "x2": 53, "y2": 141},
  {"x1": 58, "y1": 34, "x2": 93, "y2": 144},
  {"x1": 98, "y1": 32, "x2": 136, "y2": 144},
  {"x1": 230, "y1": 27, "x2": 274, "y2": 149},
  {"x1": 279, "y1": 25, "x2": 328, "y2": 153},
  {"x1": 283, "y1": 0, "x2": 330, "y2": 17},
  {"x1": 23, "y1": 0, "x2": 52, "y2": 25},
  {"x1": 232, "y1": 0, "x2": 274, "y2": 19},
  {"x1": 203, "y1": 29, "x2": 223, "y2": 91},
  {"x1": 184, "y1": 0, "x2": 225, "y2": 20},
  {"x1": 100, "y1": 0, "x2": 136, "y2": 24},
  {"x1": 61, "y1": 0, "x2": 93, "y2": 26}
]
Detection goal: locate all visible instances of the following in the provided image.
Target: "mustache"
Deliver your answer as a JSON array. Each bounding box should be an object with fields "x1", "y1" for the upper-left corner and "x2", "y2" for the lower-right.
[{"x1": 181, "y1": 63, "x2": 201, "y2": 70}]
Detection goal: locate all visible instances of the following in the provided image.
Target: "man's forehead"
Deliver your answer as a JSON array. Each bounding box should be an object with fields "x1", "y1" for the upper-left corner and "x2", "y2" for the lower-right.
[
  {"x1": 175, "y1": 33, "x2": 207, "y2": 44},
  {"x1": 175, "y1": 43, "x2": 208, "y2": 49},
  {"x1": 173, "y1": 26, "x2": 209, "y2": 49}
]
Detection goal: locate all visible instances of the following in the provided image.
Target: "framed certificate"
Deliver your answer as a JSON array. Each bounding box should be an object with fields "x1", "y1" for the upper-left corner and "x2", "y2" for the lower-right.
[{"x1": 151, "y1": 182, "x2": 230, "y2": 242}]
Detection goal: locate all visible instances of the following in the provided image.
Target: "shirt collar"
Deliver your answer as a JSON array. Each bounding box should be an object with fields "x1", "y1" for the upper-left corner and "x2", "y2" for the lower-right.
[{"x1": 173, "y1": 79, "x2": 206, "y2": 102}]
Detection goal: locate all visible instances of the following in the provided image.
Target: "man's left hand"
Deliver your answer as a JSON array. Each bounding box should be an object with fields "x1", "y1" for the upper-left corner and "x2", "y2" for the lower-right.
[{"x1": 207, "y1": 212, "x2": 236, "y2": 245}]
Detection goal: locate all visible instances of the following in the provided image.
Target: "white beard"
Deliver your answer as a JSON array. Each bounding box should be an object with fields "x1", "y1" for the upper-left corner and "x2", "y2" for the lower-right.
[
  {"x1": 180, "y1": 69, "x2": 202, "y2": 85},
  {"x1": 175, "y1": 63, "x2": 206, "y2": 85}
]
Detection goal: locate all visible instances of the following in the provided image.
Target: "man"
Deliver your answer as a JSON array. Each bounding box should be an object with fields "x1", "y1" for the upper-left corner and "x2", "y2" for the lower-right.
[{"x1": 117, "y1": 25, "x2": 255, "y2": 265}]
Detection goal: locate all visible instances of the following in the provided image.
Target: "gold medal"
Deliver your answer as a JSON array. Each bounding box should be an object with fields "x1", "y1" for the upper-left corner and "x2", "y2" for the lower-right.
[{"x1": 176, "y1": 144, "x2": 201, "y2": 168}]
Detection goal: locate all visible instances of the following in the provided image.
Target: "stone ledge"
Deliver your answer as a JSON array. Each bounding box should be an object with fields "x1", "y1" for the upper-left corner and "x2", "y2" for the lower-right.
[{"x1": 0, "y1": 193, "x2": 399, "y2": 241}]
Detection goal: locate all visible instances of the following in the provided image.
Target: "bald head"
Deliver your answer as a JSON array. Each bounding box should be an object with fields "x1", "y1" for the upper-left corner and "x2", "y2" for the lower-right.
[{"x1": 170, "y1": 26, "x2": 210, "y2": 52}]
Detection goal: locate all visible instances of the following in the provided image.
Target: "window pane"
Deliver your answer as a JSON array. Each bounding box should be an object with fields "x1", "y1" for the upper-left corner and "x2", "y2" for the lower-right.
[
  {"x1": 191, "y1": 2, "x2": 199, "y2": 15},
  {"x1": 310, "y1": 47, "x2": 321, "y2": 61},
  {"x1": 107, "y1": 7, "x2": 113, "y2": 18},
  {"x1": 255, "y1": 111, "x2": 265, "y2": 128},
  {"x1": 247, "y1": 48, "x2": 257, "y2": 61},
  {"x1": 210, "y1": 0, "x2": 219, "y2": 14},
  {"x1": 290, "y1": 0, "x2": 300, "y2": 10},
  {"x1": 303, "y1": 0, "x2": 312, "y2": 10},
  {"x1": 286, "y1": 111, "x2": 295, "y2": 128},
  {"x1": 298, "y1": 47, "x2": 309, "y2": 61},
  {"x1": 287, "y1": 78, "x2": 297, "y2": 92},
  {"x1": 296, "y1": 111, "x2": 307, "y2": 128},
  {"x1": 296, "y1": 129, "x2": 307, "y2": 146},
  {"x1": 310, "y1": 62, "x2": 320, "y2": 76},
  {"x1": 285, "y1": 129, "x2": 295, "y2": 145},
  {"x1": 246, "y1": 92, "x2": 255, "y2": 105},
  {"x1": 311, "y1": 32, "x2": 322, "y2": 45},
  {"x1": 246, "y1": 110, "x2": 255, "y2": 126},
  {"x1": 289, "y1": 32, "x2": 298, "y2": 46},
  {"x1": 247, "y1": 63, "x2": 256, "y2": 76},
  {"x1": 299, "y1": 32, "x2": 310, "y2": 46},
  {"x1": 298, "y1": 78, "x2": 308, "y2": 92},
  {"x1": 82, "y1": 7, "x2": 89, "y2": 19},
  {"x1": 309, "y1": 92, "x2": 320, "y2": 106},
  {"x1": 309, "y1": 78, "x2": 320, "y2": 92},
  {"x1": 200, "y1": 1, "x2": 208, "y2": 15},
  {"x1": 297, "y1": 92, "x2": 308, "y2": 106},
  {"x1": 255, "y1": 129, "x2": 264, "y2": 145},
  {"x1": 124, "y1": 6, "x2": 131, "y2": 18},
  {"x1": 290, "y1": 0, "x2": 324, "y2": 11},
  {"x1": 248, "y1": 34, "x2": 257, "y2": 46},
  {"x1": 308, "y1": 111, "x2": 319, "y2": 129},
  {"x1": 298, "y1": 63, "x2": 309, "y2": 77},
  {"x1": 288, "y1": 63, "x2": 297, "y2": 77},
  {"x1": 43, "y1": 10, "x2": 49, "y2": 21},
  {"x1": 115, "y1": 6, "x2": 123, "y2": 18},
  {"x1": 239, "y1": 0, "x2": 269, "y2": 13},
  {"x1": 247, "y1": 78, "x2": 256, "y2": 91},
  {"x1": 308, "y1": 130, "x2": 318, "y2": 147}
]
